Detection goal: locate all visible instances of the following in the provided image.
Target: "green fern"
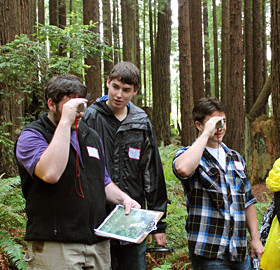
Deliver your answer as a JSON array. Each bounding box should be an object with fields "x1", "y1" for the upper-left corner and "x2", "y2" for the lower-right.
[{"x1": 0, "y1": 174, "x2": 26, "y2": 270}]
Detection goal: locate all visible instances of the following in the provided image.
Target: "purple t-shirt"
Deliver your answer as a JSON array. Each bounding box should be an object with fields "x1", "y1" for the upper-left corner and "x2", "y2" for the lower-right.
[{"x1": 16, "y1": 128, "x2": 112, "y2": 185}]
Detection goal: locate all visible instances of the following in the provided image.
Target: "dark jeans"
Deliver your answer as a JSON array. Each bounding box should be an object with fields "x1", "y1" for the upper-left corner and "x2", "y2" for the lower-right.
[
  {"x1": 110, "y1": 240, "x2": 146, "y2": 270},
  {"x1": 189, "y1": 252, "x2": 252, "y2": 270}
]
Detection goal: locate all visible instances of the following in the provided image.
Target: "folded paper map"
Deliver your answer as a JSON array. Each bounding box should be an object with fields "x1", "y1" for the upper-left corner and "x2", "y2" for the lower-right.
[{"x1": 94, "y1": 205, "x2": 164, "y2": 243}]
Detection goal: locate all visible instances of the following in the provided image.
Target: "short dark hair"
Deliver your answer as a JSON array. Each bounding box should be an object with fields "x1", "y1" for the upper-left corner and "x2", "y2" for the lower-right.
[
  {"x1": 44, "y1": 74, "x2": 87, "y2": 108},
  {"x1": 192, "y1": 97, "x2": 225, "y2": 123},
  {"x1": 109, "y1": 62, "x2": 141, "y2": 91}
]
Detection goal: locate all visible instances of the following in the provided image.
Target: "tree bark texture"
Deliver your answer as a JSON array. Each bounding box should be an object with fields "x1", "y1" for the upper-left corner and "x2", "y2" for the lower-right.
[
  {"x1": 153, "y1": 0, "x2": 171, "y2": 145},
  {"x1": 221, "y1": 0, "x2": 230, "y2": 104},
  {"x1": 271, "y1": 0, "x2": 280, "y2": 156},
  {"x1": 244, "y1": 0, "x2": 254, "y2": 113},
  {"x1": 83, "y1": 0, "x2": 102, "y2": 103},
  {"x1": 0, "y1": 0, "x2": 35, "y2": 176},
  {"x1": 38, "y1": 0, "x2": 45, "y2": 25},
  {"x1": 248, "y1": 75, "x2": 271, "y2": 121},
  {"x1": 112, "y1": 0, "x2": 120, "y2": 65},
  {"x1": 253, "y1": 0, "x2": 264, "y2": 102},
  {"x1": 189, "y1": 0, "x2": 204, "y2": 103},
  {"x1": 212, "y1": 0, "x2": 219, "y2": 98},
  {"x1": 203, "y1": 0, "x2": 211, "y2": 97},
  {"x1": 178, "y1": 0, "x2": 195, "y2": 146},
  {"x1": 121, "y1": 0, "x2": 137, "y2": 64},
  {"x1": 49, "y1": 0, "x2": 58, "y2": 26},
  {"x1": 102, "y1": 0, "x2": 113, "y2": 94},
  {"x1": 225, "y1": 0, "x2": 244, "y2": 153}
]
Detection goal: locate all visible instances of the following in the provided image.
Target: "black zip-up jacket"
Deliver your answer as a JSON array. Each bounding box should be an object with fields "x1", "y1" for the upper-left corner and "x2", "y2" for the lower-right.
[
  {"x1": 16, "y1": 113, "x2": 107, "y2": 244},
  {"x1": 83, "y1": 98, "x2": 167, "y2": 232}
]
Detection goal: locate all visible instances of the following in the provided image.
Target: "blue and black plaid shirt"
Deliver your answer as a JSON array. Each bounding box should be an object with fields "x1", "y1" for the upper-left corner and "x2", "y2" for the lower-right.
[{"x1": 173, "y1": 142, "x2": 257, "y2": 262}]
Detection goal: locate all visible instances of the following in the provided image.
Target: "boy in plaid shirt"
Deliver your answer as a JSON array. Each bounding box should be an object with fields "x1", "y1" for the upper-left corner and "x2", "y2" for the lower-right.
[{"x1": 173, "y1": 97, "x2": 264, "y2": 270}]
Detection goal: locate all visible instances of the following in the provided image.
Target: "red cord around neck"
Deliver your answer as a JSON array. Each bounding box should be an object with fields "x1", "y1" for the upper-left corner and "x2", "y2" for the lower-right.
[{"x1": 75, "y1": 118, "x2": 85, "y2": 198}]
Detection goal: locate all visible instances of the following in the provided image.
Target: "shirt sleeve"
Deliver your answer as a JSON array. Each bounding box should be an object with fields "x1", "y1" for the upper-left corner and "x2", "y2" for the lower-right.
[
  {"x1": 172, "y1": 147, "x2": 191, "y2": 180},
  {"x1": 16, "y1": 129, "x2": 48, "y2": 177}
]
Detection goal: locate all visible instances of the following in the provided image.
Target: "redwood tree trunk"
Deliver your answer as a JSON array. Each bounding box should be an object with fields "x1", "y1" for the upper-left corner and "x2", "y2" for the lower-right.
[
  {"x1": 153, "y1": 0, "x2": 171, "y2": 145},
  {"x1": 221, "y1": 0, "x2": 230, "y2": 104},
  {"x1": 212, "y1": 0, "x2": 219, "y2": 98},
  {"x1": 102, "y1": 0, "x2": 113, "y2": 94},
  {"x1": 38, "y1": 0, "x2": 45, "y2": 25},
  {"x1": 49, "y1": 0, "x2": 58, "y2": 26},
  {"x1": 203, "y1": 0, "x2": 211, "y2": 97},
  {"x1": 0, "y1": 0, "x2": 35, "y2": 176},
  {"x1": 225, "y1": 0, "x2": 244, "y2": 153},
  {"x1": 178, "y1": 0, "x2": 195, "y2": 146},
  {"x1": 83, "y1": 0, "x2": 101, "y2": 103},
  {"x1": 121, "y1": 0, "x2": 137, "y2": 64},
  {"x1": 244, "y1": 0, "x2": 254, "y2": 113},
  {"x1": 253, "y1": 0, "x2": 264, "y2": 102},
  {"x1": 112, "y1": 0, "x2": 120, "y2": 65},
  {"x1": 189, "y1": 0, "x2": 204, "y2": 103},
  {"x1": 271, "y1": 0, "x2": 280, "y2": 156}
]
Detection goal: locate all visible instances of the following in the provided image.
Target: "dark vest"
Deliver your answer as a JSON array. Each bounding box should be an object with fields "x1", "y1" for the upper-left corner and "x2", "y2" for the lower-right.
[{"x1": 17, "y1": 113, "x2": 107, "y2": 244}]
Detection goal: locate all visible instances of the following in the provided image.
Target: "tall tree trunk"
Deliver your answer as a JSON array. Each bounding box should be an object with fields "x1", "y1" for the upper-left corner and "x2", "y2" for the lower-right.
[
  {"x1": 262, "y1": 0, "x2": 267, "y2": 83},
  {"x1": 49, "y1": 0, "x2": 58, "y2": 26},
  {"x1": 189, "y1": 0, "x2": 204, "y2": 103},
  {"x1": 225, "y1": 0, "x2": 244, "y2": 153},
  {"x1": 83, "y1": 0, "x2": 102, "y2": 103},
  {"x1": 135, "y1": 0, "x2": 142, "y2": 106},
  {"x1": 149, "y1": 0, "x2": 155, "y2": 107},
  {"x1": 38, "y1": 0, "x2": 45, "y2": 25},
  {"x1": 203, "y1": 0, "x2": 211, "y2": 97},
  {"x1": 244, "y1": 0, "x2": 254, "y2": 113},
  {"x1": 221, "y1": 0, "x2": 230, "y2": 104},
  {"x1": 0, "y1": 0, "x2": 35, "y2": 176},
  {"x1": 178, "y1": 0, "x2": 195, "y2": 146},
  {"x1": 271, "y1": 0, "x2": 280, "y2": 156},
  {"x1": 253, "y1": 0, "x2": 264, "y2": 103},
  {"x1": 0, "y1": 0, "x2": 18, "y2": 44},
  {"x1": 153, "y1": 0, "x2": 171, "y2": 145},
  {"x1": 112, "y1": 0, "x2": 120, "y2": 65},
  {"x1": 121, "y1": 0, "x2": 137, "y2": 64},
  {"x1": 248, "y1": 75, "x2": 271, "y2": 121},
  {"x1": 103, "y1": 0, "x2": 113, "y2": 94},
  {"x1": 58, "y1": 0, "x2": 66, "y2": 29},
  {"x1": 212, "y1": 0, "x2": 219, "y2": 98},
  {"x1": 143, "y1": 0, "x2": 147, "y2": 107},
  {"x1": 58, "y1": 0, "x2": 66, "y2": 56}
]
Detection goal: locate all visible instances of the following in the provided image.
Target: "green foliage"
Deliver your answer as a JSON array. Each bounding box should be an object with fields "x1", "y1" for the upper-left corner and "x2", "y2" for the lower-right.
[
  {"x1": 255, "y1": 195, "x2": 271, "y2": 230},
  {"x1": 0, "y1": 174, "x2": 26, "y2": 270},
  {"x1": 0, "y1": 22, "x2": 113, "y2": 123},
  {"x1": 159, "y1": 144, "x2": 188, "y2": 249},
  {"x1": 146, "y1": 144, "x2": 189, "y2": 269},
  {"x1": 0, "y1": 22, "x2": 114, "y2": 176}
]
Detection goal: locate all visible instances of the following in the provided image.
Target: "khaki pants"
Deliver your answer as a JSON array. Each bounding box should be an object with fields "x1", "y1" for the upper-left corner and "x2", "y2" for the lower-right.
[{"x1": 24, "y1": 240, "x2": 110, "y2": 270}]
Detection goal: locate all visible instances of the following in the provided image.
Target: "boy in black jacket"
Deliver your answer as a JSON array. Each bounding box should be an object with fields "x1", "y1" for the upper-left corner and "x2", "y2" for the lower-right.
[{"x1": 83, "y1": 62, "x2": 168, "y2": 270}]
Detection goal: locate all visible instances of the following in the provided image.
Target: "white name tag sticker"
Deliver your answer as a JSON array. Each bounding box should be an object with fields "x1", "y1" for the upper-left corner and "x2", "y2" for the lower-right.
[
  {"x1": 87, "y1": 146, "x2": 100, "y2": 159},
  {"x1": 128, "y1": 147, "x2": 141, "y2": 160},
  {"x1": 234, "y1": 161, "x2": 244, "y2": 171}
]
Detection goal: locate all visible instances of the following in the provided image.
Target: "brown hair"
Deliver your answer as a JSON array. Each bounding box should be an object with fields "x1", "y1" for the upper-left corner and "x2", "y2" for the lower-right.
[
  {"x1": 192, "y1": 97, "x2": 225, "y2": 123},
  {"x1": 109, "y1": 62, "x2": 141, "y2": 91},
  {"x1": 44, "y1": 74, "x2": 87, "y2": 108}
]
